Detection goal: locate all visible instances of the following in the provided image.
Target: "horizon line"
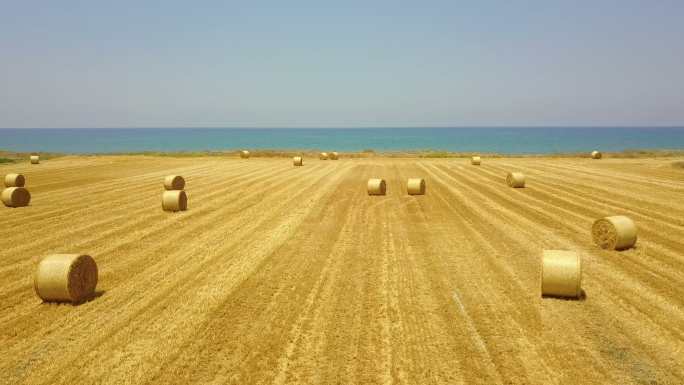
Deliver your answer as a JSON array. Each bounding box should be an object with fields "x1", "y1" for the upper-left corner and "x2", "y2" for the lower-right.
[{"x1": 2, "y1": 125, "x2": 684, "y2": 130}]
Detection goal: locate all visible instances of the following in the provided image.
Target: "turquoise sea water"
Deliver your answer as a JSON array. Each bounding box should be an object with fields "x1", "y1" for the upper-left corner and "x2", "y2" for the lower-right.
[{"x1": 1, "y1": 127, "x2": 684, "y2": 154}]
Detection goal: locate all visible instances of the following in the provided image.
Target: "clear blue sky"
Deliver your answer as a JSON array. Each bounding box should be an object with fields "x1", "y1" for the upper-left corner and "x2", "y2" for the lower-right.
[{"x1": 1, "y1": 1, "x2": 682, "y2": 128}]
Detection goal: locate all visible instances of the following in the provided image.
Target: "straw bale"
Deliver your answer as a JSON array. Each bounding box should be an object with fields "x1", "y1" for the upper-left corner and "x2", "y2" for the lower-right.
[
  {"x1": 293, "y1": 156, "x2": 303, "y2": 166},
  {"x1": 1, "y1": 187, "x2": 31, "y2": 207},
  {"x1": 541, "y1": 250, "x2": 582, "y2": 298},
  {"x1": 162, "y1": 190, "x2": 188, "y2": 212},
  {"x1": 34, "y1": 254, "x2": 98, "y2": 303},
  {"x1": 407, "y1": 178, "x2": 426, "y2": 195},
  {"x1": 163, "y1": 175, "x2": 185, "y2": 190},
  {"x1": 4, "y1": 173, "x2": 25, "y2": 187},
  {"x1": 592, "y1": 215, "x2": 637, "y2": 250},
  {"x1": 506, "y1": 172, "x2": 525, "y2": 188},
  {"x1": 367, "y1": 178, "x2": 386, "y2": 195}
]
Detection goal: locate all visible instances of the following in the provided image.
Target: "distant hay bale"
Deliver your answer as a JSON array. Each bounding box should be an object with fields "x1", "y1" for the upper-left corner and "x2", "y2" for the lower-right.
[
  {"x1": 163, "y1": 175, "x2": 185, "y2": 190},
  {"x1": 367, "y1": 178, "x2": 386, "y2": 195},
  {"x1": 592, "y1": 215, "x2": 637, "y2": 250},
  {"x1": 240, "y1": 150, "x2": 250, "y2": 159},
  {"x1": 541, "y1": 250, "x2": 582, "y2": 298},
  {"x1": 30, "y1": 155, "x2": 40, "y2": 164},
  {"x1": 471, "y1": 156, "x2": 481, "y2": 165},
  {"x1": 330, "y1": 152, "x2": 339, "y2": 160},
  {"x1": 591, "y1": 150, "x2": 602, "y2": 159},
  {"x1": 1, "y1": 187, "x2": 31, "y2": 207},
  {"x1": 319, "y1": 152, "x2": 329, "y2": 160},
  {"x1": 407, "y1": 178, "x2": 426, "y2": 195},
  {"x1": 506, "y1": 172, "x2": 525, "y2": 188},
  {"x1": 4, "y1": 173, "x2": 25, "y2": 187},
  {"x1": 293, "y1": 156, "x2": 303, "y2": 166},
  {"x1": 34, "y1": 254, "x2": 98, "y2": 303},
  {"x1": 162, "y1": 190, "x2": 188, "y2": 212}
]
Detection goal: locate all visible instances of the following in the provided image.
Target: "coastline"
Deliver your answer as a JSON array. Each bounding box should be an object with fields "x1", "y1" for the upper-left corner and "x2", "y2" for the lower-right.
[{"x1": 3, "y1": 148, "x2": 684, "y2": 163}]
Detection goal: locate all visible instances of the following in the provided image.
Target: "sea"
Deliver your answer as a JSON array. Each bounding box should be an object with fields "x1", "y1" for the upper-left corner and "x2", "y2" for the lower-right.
[{"x1": 1, "y1": 127, "x2": 684, "y2": 154}]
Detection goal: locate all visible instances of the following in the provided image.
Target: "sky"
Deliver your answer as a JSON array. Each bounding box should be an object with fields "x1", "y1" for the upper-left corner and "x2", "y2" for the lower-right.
[{"x1": 0, "y1": 1, "x2": 683, "y2": 128}]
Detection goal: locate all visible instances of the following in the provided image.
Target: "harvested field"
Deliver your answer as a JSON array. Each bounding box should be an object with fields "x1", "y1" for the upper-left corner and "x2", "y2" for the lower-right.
[{"x1": 1, "y1": 155, "x2": 683, "y2": 385}]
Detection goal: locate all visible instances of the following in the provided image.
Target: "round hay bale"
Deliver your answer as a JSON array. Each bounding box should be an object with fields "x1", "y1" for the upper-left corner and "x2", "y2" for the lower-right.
[
  {"x1": 4, "y1": 173, "x2": 26, "y2": 187},
  {"x1": 30, "y1": 155, "x2": 40, "y2": 164},
  {"x1": 1, "y1": 187, "x2": 31, "y2": 207},
  {"x1": 541, "y1": 250, "x2": 582, "y2": 298},
  {"x1": 506, "y1": 172, "x2": 525, "y2": 188},
  {"x1": 471, "y1": 156, "x2": 481, "y2": 166},
  {"x1": 591, "y1": 150, "x2": 602, "y2": 159},
  {"x1": 330, "y1": 152, "x2": 339, "y2": 160},
  {"x1": 407, "y1": 178, "x2": 426, "y2": 195},
  {"x1": 367, "y1": 178, "x2": 386, "y2": 196},
  {"x1": 34, "y1": 254, "x2": 98, "y2": 303},
  {"x1": 319, "y1": 152, "x2": 329, "y2": 160},
  {"x1": 163, "y1": 175, "x2": 185, "y2": 190},
  {"x1": 162, "y1": 190, "x2": 188, "y2": 212},
  {"x1": 592, "y1": 215, "x2": 637, "y2": 250},
  {"x1": 240, "y1": 150, "x2": 250, "y2": 159},
  {"x1": 293, "y1": 156, "x2": 303, "y2": 166}
]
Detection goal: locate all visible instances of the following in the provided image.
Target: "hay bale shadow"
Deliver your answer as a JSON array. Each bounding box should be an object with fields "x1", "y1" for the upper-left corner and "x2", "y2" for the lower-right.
[
  {"x1": 77, "y1": 290, "x2": 106, "y2": 305},
  {"x1": 542, "y1": 289, "x2": 587, "y2": 301},
  {"x1": 39, "y1": 290, "x2": 106, "y2": 306}
]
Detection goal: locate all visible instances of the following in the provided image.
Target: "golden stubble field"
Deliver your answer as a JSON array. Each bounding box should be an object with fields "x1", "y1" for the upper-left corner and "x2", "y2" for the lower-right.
[{"x1": 1, "y1": 155, "x2": 683, "y2": 385}]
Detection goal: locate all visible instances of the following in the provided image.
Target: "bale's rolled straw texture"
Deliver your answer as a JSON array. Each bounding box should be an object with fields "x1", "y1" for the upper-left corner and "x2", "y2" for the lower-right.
[
  {"x1": 240, "y1": 150, "x2": 250, "y2": 159},
  {"x1": 330, "y1": 152, "x2": 339, "y2": 160},
  {"x1": 591, "y1": 150, "x2": 602, "y2": 159},
  {"x1": 367, "y1": 178, "x2": 386, "y2": 196},
  {"x1": 162, "y1": 190, "x2": 188, "y2": 212},
  {"x1": 163, "y1": 175, "x2": 185, "y2": 191},
  {"x1": 293, "y1": 156, "x2": 303, "y2": 166},
  {"x1": 541, "y1": 250, "x2": 582, "y2": 298},
  {"x1": 592, "y1": 215, "x2": 637, "y2": 250},
  {"x1": 34, "y1": 254, "x2": 98, "y2": 303},
  {"x1": 30, "y1": 155, "x2": 40, "y2": 164},
  {"x1": 1, "y1": 187, "x2": 31, "y2": 207},
  {"x1": 407, "y1": 178, "x2": 426, "y2": 195},
  {"x1": 4, "y1": 173, "x2": 25, "y2": 187},
  {"x1": 471, "y1": 156, "x2": 481, "y2": 166},
  {"x1": 319, "y1": 152, "x2": 329, "y2": 160},
  {"x1": 506, "y1": 172, "x2": 525, "y2": 188}
]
